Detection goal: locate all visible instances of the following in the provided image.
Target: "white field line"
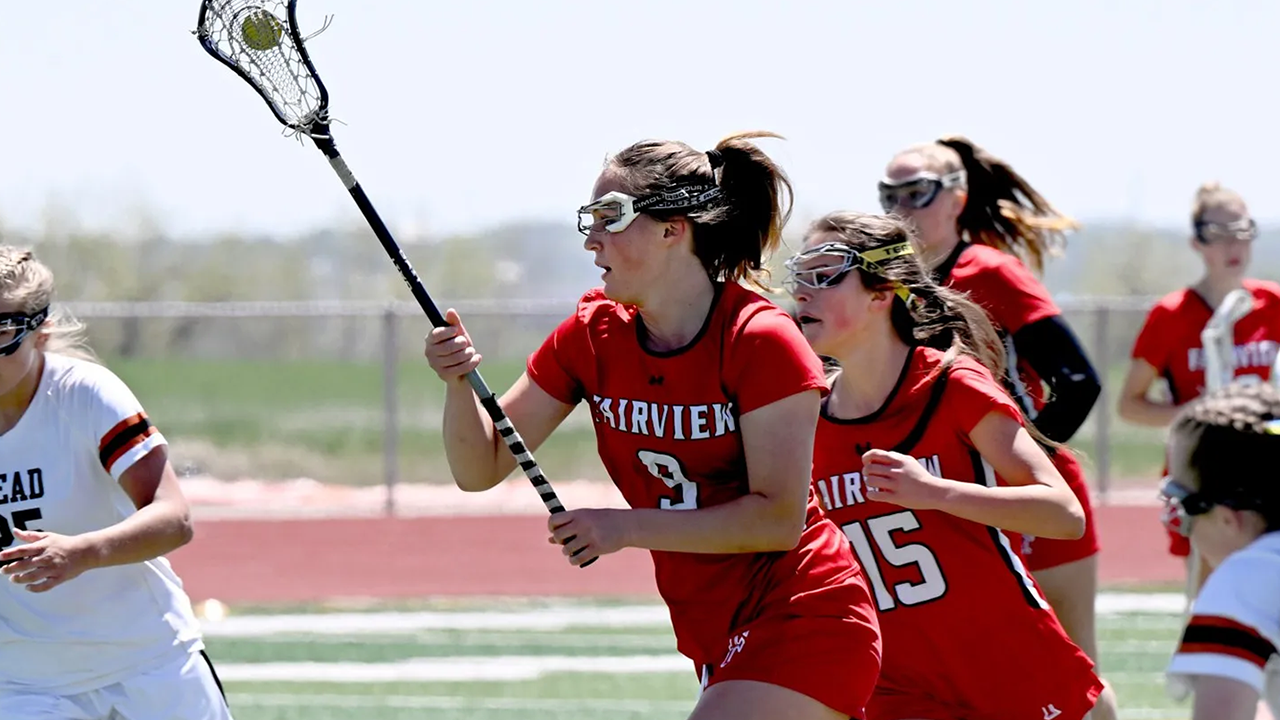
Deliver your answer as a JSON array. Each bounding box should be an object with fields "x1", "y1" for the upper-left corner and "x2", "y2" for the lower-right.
[
  {"x1": 202, "y1": 592, "x2": 1182, "y2": 638},
  {"x1": 227, "y1": 693, "x2": 1181, "y2": 720},
  {"x1": 231, "y1": 693, "x2": 691, "y2": 712},
  {"x1": 216, "y1": 655, "x2": 692, "y2": 683}
]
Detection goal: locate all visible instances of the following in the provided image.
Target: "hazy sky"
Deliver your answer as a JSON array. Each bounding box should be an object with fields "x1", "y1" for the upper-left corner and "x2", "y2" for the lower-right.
[{"x1": 1, "y1": 1, "x2": 1275, "y2": 241}]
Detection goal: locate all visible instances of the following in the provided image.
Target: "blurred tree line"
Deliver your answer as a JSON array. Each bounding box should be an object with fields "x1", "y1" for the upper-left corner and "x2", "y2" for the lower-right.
[{"x1": 5, "y1": 202, "x2": 1280, "y2": 360}]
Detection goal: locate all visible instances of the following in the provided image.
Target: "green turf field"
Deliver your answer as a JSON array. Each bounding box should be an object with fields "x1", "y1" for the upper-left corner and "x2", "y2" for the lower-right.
[
  {"x1": 200, "y1": 594, "x2": 1191, "y2": 720},
  {"x1": 107, "y1": 357, "x2": 607, "y2": 485}
]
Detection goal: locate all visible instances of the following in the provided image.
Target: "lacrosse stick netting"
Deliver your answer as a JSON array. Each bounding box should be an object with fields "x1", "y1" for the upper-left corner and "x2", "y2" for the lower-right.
[
  {"x1": 196, "y1": 0, "x2": 328, "y2": 135},
  {"x1": 194, "y1": 1, "x2": 594, "y2": 564}
]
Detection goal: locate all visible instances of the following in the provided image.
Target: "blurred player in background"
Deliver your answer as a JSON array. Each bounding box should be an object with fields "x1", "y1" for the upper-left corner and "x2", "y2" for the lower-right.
[
  {"x1": 877, "y1": 135, "x2": 1116, "y2": 719},
  {"x1": 0, "y1": 246, "x2": 232, "y2": 719},
  {"x1": 1160, "y1": 381, "x2": 1279, "y2": 720},
  {"x1": 425, "y1": 133, "x2": 882, "y2": 720},
  {"x1": 786, "y1": 211, "x2": 1103, "y2": 720},
  {"x1": 1120, "y1": 182, "x2": 1280, "y2": 588}
]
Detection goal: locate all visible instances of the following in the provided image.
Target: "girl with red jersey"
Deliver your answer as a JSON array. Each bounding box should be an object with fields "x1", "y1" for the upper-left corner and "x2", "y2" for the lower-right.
[
  {"x1": 1119, "y1": 183, "x2": 1280, "y2": 582},
  {"x1": 425, "y1": 133, "x2": 881, "y2": 720},
  {"x1": 878, "y1": 136, "x2": 1115, "y2": 720},
  {"x1": 787, "y1": 211, "x2": 1102, "y2": 720}
]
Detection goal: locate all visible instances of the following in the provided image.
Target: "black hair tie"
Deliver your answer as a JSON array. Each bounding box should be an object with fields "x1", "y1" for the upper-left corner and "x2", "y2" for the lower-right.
[{"x1": 706, "y1": 149, "x2": 725, "y2": 169}]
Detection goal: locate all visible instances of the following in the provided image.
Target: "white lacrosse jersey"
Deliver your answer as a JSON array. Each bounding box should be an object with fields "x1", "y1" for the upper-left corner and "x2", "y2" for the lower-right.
[
  {"x1": 0, "y1": 353, "x2": 204, "y2": 695},
  {"x1": 1167, "y1": 531, "x2": 1280, "y2": 714}
]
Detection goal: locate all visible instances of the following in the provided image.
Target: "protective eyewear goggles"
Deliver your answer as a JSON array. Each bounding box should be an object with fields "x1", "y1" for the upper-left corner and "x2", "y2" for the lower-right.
[
  {"x1": 1159, "y1": 474, "x2": 1273, "y2": 538},
  {"x1": 0, "y1": 306, "x2": 48, "y2": 357},
  {"x1": 577, "y1": 183, "x2": 722, "y2": 236},
  {"x1": 1194, "y1": 218, "x2": 1258, "y2": 245},
  {"x1": 783, "y1": 241, "x2": 915, "y2": 300},
  {"x1": 878, "y1": 171, "x2": 967, "y2": 213}
]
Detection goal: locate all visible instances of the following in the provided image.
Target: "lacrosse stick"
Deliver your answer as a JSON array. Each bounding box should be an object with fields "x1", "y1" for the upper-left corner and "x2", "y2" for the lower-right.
[
  {"x1": 194, "y1": 0, "x2": 596, "y2": 566},
  {"x1": 1180, "y1": 287, "x2": 1255, "y2": 606},
  {"x1": 1200, "y1": 289, "x2": 1253, "y2": 394}
]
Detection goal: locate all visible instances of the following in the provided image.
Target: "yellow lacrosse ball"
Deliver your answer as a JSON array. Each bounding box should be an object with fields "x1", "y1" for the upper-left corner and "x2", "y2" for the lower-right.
[{"x1": 241, "y1": 10, "x2": 284, "y2": 51}]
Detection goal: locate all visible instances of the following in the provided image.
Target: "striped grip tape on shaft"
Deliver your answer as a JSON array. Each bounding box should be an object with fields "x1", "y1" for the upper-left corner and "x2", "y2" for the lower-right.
[{"x1": 482, "y1": 397, "x2": 566, "y2": 514}]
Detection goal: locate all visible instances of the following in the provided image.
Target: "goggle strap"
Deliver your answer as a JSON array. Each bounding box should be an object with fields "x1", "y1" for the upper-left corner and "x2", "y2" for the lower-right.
[
  {"x1": 857, "y1": 241, "x2": 914, "y2": 271},
  {"x1": 0, "y1": 306, "x2": 49, "y2": 332},
  {"x1": 632, "y1": 183, "x2": 722, "y2": 213}
]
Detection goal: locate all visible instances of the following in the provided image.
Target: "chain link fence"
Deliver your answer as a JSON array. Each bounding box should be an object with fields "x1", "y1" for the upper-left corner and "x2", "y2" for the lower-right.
[{"x1": 66, "y1": 296, "x2": 1172, "y2": 515}]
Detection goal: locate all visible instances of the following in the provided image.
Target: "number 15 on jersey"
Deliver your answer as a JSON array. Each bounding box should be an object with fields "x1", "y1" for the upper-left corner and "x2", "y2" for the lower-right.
[{"x1": 843, "y1": 510, "x2": 948, "y2": 611}]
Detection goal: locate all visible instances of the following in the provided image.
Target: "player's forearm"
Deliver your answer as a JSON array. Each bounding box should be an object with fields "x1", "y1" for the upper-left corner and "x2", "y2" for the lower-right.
[
  {"x1": 441, "y1": 381, "x2": 509, "y2": 492},
  {"x1": 934, "y1": 480, "x2": 1084, "y2": 539},
  {"x1": 621, "y1": 493, "x2": 804, "y2": 554},
  {"x1": 1117, "y1": 395, "x2": 1181, "y2": 427},
  {"x1": 1012, "y1": 316, "x2": 1101, "y2": 442},
  {"x1": 80, "y1": 497, "x2": 194, "y2": 569}
]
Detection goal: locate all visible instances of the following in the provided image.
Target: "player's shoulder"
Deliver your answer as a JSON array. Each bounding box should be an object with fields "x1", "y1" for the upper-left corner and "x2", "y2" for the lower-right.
[
  {"x1": 570, "y1": 287, "x2": 635, "y2": 328},
  {"x1": 1149, "y1": 287, "x2": 1197, "y2": 314},
  {"x1": 40, "y1": 353, "x2": 124, "y2": 400},
  {"x1": 720, "y1": 281, "x2": 789, "y2": 325},
  {"x1": 958, "y1": 242, "x2": 1017, "y2": 266},
  {"x1": 937, "y1": 348, "x2": 1000, "y2": 388},
  {"x1": 896, "y1": 346, "x2": 995, "y2": 403},
  {"x1": 953, "y1": 243, "x2": 1027, "y2": 276},
  {"x1": 1214, "y1": 531, "x2": 1280, "y2": 580},
  {"x1": 1194, "y1": 532, "x2": 1280, "y2": 618},
  {"x1": 715, "y1": 282, "x2": 808, "y2": 350},
  {"x1": 1244, "y1": 278, "x2": 1280, "y2": 303}
]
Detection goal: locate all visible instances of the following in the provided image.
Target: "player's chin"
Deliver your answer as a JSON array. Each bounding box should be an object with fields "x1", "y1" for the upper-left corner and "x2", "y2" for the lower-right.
[
  {"x1": 796, "y1": 318, "x2": 825, "y2": 345},
  {"x1": 600, "y1": 280, "x2": 636, "y2": 305}
]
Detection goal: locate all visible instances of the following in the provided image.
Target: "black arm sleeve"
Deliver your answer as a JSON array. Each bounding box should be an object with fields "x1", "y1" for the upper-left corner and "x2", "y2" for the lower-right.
[{"x1": 1010, "y1": 315, "x2": 1101, "y2": 443}]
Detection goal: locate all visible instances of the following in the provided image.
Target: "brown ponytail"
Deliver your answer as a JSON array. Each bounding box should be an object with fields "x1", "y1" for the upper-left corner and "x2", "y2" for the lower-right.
[
  {"x1": 606, "y1": 132, "x2": 793, "y2": 291},
  {"x1": 934, "y1": 135, "x2": 1078, "y2": 274}
]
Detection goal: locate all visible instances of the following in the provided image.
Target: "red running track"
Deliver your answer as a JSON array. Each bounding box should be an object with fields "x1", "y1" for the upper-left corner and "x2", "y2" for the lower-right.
[{"x1": 166, "y1": 504, "x2": 1185, "y2": 605}]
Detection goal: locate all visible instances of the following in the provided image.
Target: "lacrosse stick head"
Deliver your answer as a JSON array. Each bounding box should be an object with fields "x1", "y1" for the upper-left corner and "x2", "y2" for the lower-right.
[
  {"x1": 196, "y1": 0, "x2": 330, "y2": 137},
  {"x1": 1200, "y1": 288, "x2": 1255, "y2": 391}
]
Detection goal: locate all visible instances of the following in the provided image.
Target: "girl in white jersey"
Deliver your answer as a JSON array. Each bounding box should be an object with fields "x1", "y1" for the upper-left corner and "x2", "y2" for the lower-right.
[
  {"x1": 1161, "y1": 380, "x2": 1280, "y2": 720},
  {"x1": 0, "y1": 246, "x2": 232, "y2": 719}
]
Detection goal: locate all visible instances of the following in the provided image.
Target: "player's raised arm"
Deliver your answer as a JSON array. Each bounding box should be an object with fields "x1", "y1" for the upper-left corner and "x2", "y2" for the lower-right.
[{"x1": 425, "y1": 308, "x2": 577, "y2": 492}]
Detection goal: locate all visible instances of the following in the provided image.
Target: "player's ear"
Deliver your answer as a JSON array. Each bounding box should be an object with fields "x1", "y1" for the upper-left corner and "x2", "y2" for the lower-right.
[
  {"x1": 661, "y1": 218, "x2": 689, "y2": 244},
  {"x1": 869, "y1": 285, "x2": 894, "y2": 308}
]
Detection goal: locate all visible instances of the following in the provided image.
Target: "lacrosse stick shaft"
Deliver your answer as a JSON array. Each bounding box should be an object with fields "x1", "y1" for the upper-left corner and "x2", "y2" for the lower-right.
[
  {"x1": 308, "y1": 133, "x2": 593, "y2": 564},
  {"x1": 193, "y1": 0, "x2": 594, "y2": 565}
]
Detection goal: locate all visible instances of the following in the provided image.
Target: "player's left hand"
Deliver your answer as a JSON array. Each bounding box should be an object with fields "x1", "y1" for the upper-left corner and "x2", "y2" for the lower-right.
[
  {"x1": 861, "y1": 449, "x2": 952, "y2": 510},
  {"x1": 548, "y1": 509, "x2": 629, "y2": 567},
  {"x1": 0, "y1": 529, "x2": 98, "y2": 593}
]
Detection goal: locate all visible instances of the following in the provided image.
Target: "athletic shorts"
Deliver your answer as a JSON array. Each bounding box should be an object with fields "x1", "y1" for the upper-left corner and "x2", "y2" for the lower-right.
[
  {"x1": 699, "y1": 613, "x2": 882, "y2": 719},
  {"x1": 867, "y1": 681, "x2": 1100, "y2": 720},
  {"x1": 0, "y1": 649, "x2": 232, "y2": 720},
  {"x1": 1021, "y1": 451, "x2": 1102, "y2": 572}
]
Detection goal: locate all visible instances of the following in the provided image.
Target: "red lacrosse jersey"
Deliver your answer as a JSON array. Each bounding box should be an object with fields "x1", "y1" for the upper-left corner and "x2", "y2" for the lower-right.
[
  {"x1": 527, "y1": 283, "x2": 877, "y2": 670},
  {"x1": 939, "y1": 242, "x2": 1060, "y2": 416},
  {"x1": 811, "y1": 346, "x2": 1102, "y2": 718},
  {"x1": 1132, "y1": 279, "x2": 1280, "y2": 405}
]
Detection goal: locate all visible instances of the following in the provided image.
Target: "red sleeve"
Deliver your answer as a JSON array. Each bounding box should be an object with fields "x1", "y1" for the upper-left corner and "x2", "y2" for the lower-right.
[
  {"x1": 956, "y1": 255, "x2": 1060, "y2": 335},
  {"x1": 724, "y1": 308, "x2": 828, "y2": 415},
  {"x1": 526, "y1": 311, "x2": 587, "y2": 406},
  {"x1": 1131, "y1": 303, "x2": 1172, "y2": 372},
  {"x1": 944, "y1": 361, "x2": 1024, "y2": 435}
]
